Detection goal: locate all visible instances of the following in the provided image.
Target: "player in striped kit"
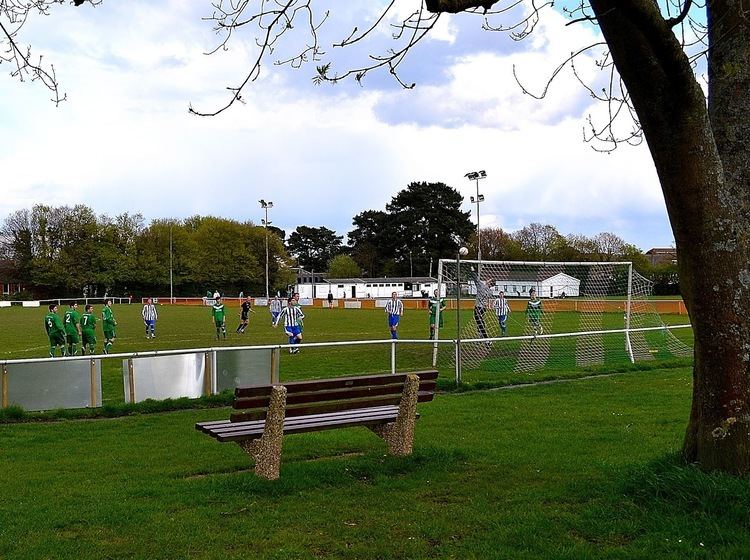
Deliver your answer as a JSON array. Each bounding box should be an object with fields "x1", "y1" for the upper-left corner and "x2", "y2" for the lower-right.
[
  {"x1": 273, "y1": 297, "x2": 305, "y2": 353},
  {"x1": 269, "y1": 296, "x2": 282, "y2": 325},
  {"x1": 494, "y1": 291, "x2": 511, "y2": 336},
  {"x1": 142, "y1": 298, "x2": 158, "y2": 339},
  {"x1": 384, "y1": 291, "x2": 403, "y2": 340}
]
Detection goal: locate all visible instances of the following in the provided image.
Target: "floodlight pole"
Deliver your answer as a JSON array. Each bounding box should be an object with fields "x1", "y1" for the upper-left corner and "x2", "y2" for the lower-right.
[
  {"x1": 455, "y1": 248, "x2": 463, "y2": 385},
  {"x1": 169, "y1": 223, "x2": 173, "y2": 304},
  {"x1": 260, "y1": 199, "x2": 274, "y2": 299},
  {"x1": 466, "y1": 170, "x2": 487, "y2": 275}
]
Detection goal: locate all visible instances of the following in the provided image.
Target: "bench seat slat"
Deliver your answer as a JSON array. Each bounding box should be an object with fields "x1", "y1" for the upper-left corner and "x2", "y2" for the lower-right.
[
  {"x1": 234, "y1": 370, "x2": 438, "y2": 398},
  {"x1": 234, "y1": 380, "x2": 436, "y2": 410},
  {"x1": 230, "y1": 391, "x2": 434, "y2": 423},
  {"x1": 198, "y1": 405, "x2": 402, "y2": 435},
  {"x1": 215, "y1": 411, "x2": 402, "y2": 442}
]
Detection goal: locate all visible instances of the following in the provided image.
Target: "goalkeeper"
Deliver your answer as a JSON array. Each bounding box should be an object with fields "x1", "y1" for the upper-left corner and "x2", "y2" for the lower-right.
[{"x1": 468, "y1": 267, "x2": 492, "y2": 339}]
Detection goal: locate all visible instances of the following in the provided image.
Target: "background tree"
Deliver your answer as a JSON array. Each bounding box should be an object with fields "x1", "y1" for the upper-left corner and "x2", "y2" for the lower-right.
[
  {"x1": 287, "y1": 226, "x2": 344, "y2": 272},
  {"x1": 327, "y1": 254, "x2": 361, "y2": 279},
  {"x1": 467, "y1": 227, "x2": 524, "y2": 261}
]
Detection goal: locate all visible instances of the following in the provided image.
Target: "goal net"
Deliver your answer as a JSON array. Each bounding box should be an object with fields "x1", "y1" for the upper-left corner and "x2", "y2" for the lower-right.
[{"x1": 435, "y1": 260, "x2": 692, "y2": 375}]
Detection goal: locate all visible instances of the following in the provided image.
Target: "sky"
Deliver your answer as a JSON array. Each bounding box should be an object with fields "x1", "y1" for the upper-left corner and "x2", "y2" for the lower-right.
[{"x1": 0, "y1": 0, "x2": 676, "y2": 251}]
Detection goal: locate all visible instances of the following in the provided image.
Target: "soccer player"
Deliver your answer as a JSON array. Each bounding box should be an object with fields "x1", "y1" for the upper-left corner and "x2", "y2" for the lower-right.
[
  {"x1": 63, "y1": 302, "x2": 82, "y2": 355},
  {"x1": 80, "y1": 304, "x2": 98, "y2": 355},
  {"x1": 142, "y1": 297, "x2": 158, "y2": 339},
  {"x1": 211, "y1": 296, "x2": 227, "y2": 340},
  {"x1": 525, "y1": 288, "x2": 543, "y2": 335},
  {"x1": 468, "y1": 268, "x2": 493, "y2": 339},
  {"x1": 102, "y1": 299, "x2": 117, "y2": 354},
  {"x1": 269, "y1": 296, "x2": 282, "y2": 325},
  {"x1": 384, "y1": 291, "x2": 403, "y2": 340},
  {"x1": 494, "y1": 291, "x2": 511, "y2": 336},
  {"x1": 236, "y1": 296, "x2": 255, "y2": 334},
  {"x1": 327, "y1": 291, "x2": 334, "y2": 309},
  {"x1": 44, "y1": 304, "x2": 67, "y2": 357},
  {"x1": 273, "y1": 297, "x2": 305, "y2": 353},
  {"x1": 428, "y1": 289, "x2": 446, "y2": 340},
  {"x1": 292, "y1": 292, "x2": 304, "y2": 331}
]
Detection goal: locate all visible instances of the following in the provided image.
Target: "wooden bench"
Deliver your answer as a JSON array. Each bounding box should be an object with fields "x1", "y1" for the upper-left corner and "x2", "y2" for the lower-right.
[{"x1": 196, "y1": 370, "x2": 438, "y2": 479}]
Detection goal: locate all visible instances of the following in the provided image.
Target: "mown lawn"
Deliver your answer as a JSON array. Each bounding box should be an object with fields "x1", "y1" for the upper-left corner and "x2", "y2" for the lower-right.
[{"x1": 0, "y1": 367, "x2": 746, "y2": 559}]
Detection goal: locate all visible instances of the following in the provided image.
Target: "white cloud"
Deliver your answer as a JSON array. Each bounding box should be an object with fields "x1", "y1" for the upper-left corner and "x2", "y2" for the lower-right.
[{"x1": 0, "y1": 0, "x2": 674, "y2": 251}]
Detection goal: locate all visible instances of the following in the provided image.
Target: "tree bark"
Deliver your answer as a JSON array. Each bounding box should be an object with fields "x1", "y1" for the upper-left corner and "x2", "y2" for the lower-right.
[
  {"x1": 589, "y1": 0, "x2": 750, "y2": 473},
  {"x1": 428, "y1": 0, "x2": 750, "y2": 472}
]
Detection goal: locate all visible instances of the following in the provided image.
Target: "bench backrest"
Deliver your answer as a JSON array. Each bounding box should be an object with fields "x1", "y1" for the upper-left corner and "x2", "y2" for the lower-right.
[{"x1": 230, "y1": 370, "x2": 438, "y2": 423}]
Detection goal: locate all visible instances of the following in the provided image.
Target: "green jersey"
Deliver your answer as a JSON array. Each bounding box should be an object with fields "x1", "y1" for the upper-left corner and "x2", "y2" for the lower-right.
[
  {"x1": 102, "y1": 306, "x2": 116, "y2": 330},
  {"x1": 44, "y1": 312, "x2": 65, "y2": 336},
  {"x1": 212, "y1": 303, "x2": 226, "y2": 323},
  {"x1": 80, "y1": 312, "x2": 97, "y2": 334},
  {"x1": 429, "y1": 297, "x2": 446, "y2": 326},
  {"x1": 64, "y1": 309, "x2": 81, "y2": 336},
  {"x1": 525, "y1": 298, "x2": 543, "y2": 321}
]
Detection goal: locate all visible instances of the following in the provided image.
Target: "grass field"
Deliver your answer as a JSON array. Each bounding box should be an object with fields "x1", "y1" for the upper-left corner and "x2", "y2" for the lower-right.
[
  {"x1": 0, "y1": 302, "x2": 694, "y2": 407},
  {"x1": 2, "y1": 367, "x2": 749, "y2": 559},
  {"x1": 2, "y1": 303, "x2": 743, "y2": 559}
]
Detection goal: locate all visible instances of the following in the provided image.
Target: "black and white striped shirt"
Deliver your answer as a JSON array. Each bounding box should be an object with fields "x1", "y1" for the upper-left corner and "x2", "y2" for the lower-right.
[
  {"x1": 142, "y1": 304, "x2": 158, "y2": 321},
  {"x1": 494, "y1": 297, "x2": 510, "y2": 316},
  {"x1": 385, "y1": 299, "x2": 403, "y2": 315},
  {"x1": 269, "y1": 299, "x2": 283, "y2": 313},
  {"x1": 275, "y1": 306, "x2": 305, "y2": 328}
]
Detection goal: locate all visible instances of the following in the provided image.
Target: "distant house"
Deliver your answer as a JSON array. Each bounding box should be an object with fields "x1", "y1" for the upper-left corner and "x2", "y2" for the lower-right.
[
  {"x1": 0, "y1": 260, "x2": 23, "y2": 296},
  {"x1": 295, "y1": 276, "x2": 444, "y2": 299},
  {"x1": 470, "y1": 269, "x2": 581, "y2": 298},
  {"x1": 645, "y1": 247, "x2": 677, "y2": 266}
]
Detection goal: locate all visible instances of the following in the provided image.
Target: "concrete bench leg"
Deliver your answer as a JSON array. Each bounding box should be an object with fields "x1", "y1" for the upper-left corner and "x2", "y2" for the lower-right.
[
  {"x1": 237, "y1": 385, "x2": 287, "y2": 480},
  {"x1": 369, "y1": 373, "x2": 419, "y2": 456}
]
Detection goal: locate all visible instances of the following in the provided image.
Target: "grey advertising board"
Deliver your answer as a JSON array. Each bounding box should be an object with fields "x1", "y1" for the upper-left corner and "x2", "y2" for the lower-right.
[
  {"x1": 215, "y1": 348, "x2": 274, "y2": 392},
  {"x1": 123, "y1": 353, "x2": 206, "y2": 403},
  {"x1": 7, "y1": 359, "x2": 101, "y2": 411}
]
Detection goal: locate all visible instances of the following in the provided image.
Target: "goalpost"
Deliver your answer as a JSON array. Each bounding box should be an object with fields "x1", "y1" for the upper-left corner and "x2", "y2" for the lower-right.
[{"x1": 434, "y1": 259, "x2": 692, "y2": 374}]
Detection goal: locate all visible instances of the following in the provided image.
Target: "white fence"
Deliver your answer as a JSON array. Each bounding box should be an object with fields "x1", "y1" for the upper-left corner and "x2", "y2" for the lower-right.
[{"x1": 0, "y1": 325, "x2": 692, "y2": 412}]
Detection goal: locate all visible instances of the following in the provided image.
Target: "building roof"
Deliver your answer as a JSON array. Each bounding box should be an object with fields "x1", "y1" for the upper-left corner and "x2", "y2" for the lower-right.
[{"x1": 304, "y1": 276, "x2": 438, "y2": 285}]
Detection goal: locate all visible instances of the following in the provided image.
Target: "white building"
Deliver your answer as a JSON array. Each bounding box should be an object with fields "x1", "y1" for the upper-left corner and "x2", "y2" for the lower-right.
[
  {"x1": 295, "y1": 277, "x2": 445, "y2": 299},
  {"x1": 469, "y1": 272, "x2": 581, "y2": 298}
]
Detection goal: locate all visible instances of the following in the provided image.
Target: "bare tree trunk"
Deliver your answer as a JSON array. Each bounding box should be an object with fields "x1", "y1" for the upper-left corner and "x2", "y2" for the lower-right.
[{"x1": 588, "y1": 0, "x2": 750, "y2": 473}]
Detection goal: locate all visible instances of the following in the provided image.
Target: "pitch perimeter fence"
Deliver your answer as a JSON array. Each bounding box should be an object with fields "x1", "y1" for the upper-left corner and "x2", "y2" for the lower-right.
[{"x1": 0, "y1": 324, "x2": 693, "y2": 412}]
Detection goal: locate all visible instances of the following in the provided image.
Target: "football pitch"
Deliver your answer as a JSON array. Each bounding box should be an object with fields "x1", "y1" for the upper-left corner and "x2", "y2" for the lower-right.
[
  {"x1": 2, "y1": 304, "x2": 741, "y2": 560},
  {"x1": 0, "y1": 302, "x2": 693, "y2": 405}
]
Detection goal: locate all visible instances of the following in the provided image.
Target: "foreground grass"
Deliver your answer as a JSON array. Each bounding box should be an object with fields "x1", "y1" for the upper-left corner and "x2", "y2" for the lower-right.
[{"x1": 0, "y1": 367, "x2": 746, "y2": 559}]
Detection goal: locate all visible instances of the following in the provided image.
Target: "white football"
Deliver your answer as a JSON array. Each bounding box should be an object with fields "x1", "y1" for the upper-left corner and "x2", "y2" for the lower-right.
[{"x1": 459, "y1": 247, "x2": 469, "y2": 256}]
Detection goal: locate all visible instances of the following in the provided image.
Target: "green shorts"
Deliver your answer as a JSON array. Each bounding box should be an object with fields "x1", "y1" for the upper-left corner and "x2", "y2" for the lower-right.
[
  {"x1": 66, "y1": 331, "x2": 80, "y2": 344},
  {"x1": 82, "y1": 332, "x2": 97, "y2": 346},
  {"x1": 103, "y1": 329, "x2": 116, "y2": 340},
  {"x1": 49, "y1": 332, "x2": 66, "y2": 346}
]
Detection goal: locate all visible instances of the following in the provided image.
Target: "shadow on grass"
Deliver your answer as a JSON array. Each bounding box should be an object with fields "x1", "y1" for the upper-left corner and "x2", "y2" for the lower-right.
[{"x1": 188, "y1": 446, "x2": 469, "y2": 499}]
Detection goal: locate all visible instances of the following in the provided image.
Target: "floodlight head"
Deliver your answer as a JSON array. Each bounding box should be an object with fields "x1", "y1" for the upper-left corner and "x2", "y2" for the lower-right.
[
  {"x1": 465, "y1": 171, "x2": 478, "y2": 180},
  {"x1": 267, "y1": 201, "x2": 274, "y2": 208},
  {"x1": 477, "y1": 194, "x2": 485, "y2": 202},
  {"x1": 478, "y1": 170, "x2": 487, "y2": 178},
  {"x1": 470, "y1": 196, "x2": 475, "y2": 203},
  {"x1": 259, "y1": 199, "x2": 266, "y2": 206}
]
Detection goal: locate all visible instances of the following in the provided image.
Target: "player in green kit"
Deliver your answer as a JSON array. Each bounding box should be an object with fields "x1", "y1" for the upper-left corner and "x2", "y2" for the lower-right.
[
  {"x1": 44, "y1": 303, "x2": 67, "y2": 357},
  {"x1": 63, "y1": 302, "x2": 82, "y2": 355},
  {"x1": 428, "y1": 289, "x2": 446, "y2": 340},
  {"x1": 211, "y1": 296, "x2": 227, "y2": 340},
  {"x1": 525, "y1": 288, "x2": 544, "y2": 336},
  {"x1": 102, "y1": 299, "x2": 117, "y2": 353},
  {"x1": 80, "y1": 304, "x2": 98, "y2": 354}
]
